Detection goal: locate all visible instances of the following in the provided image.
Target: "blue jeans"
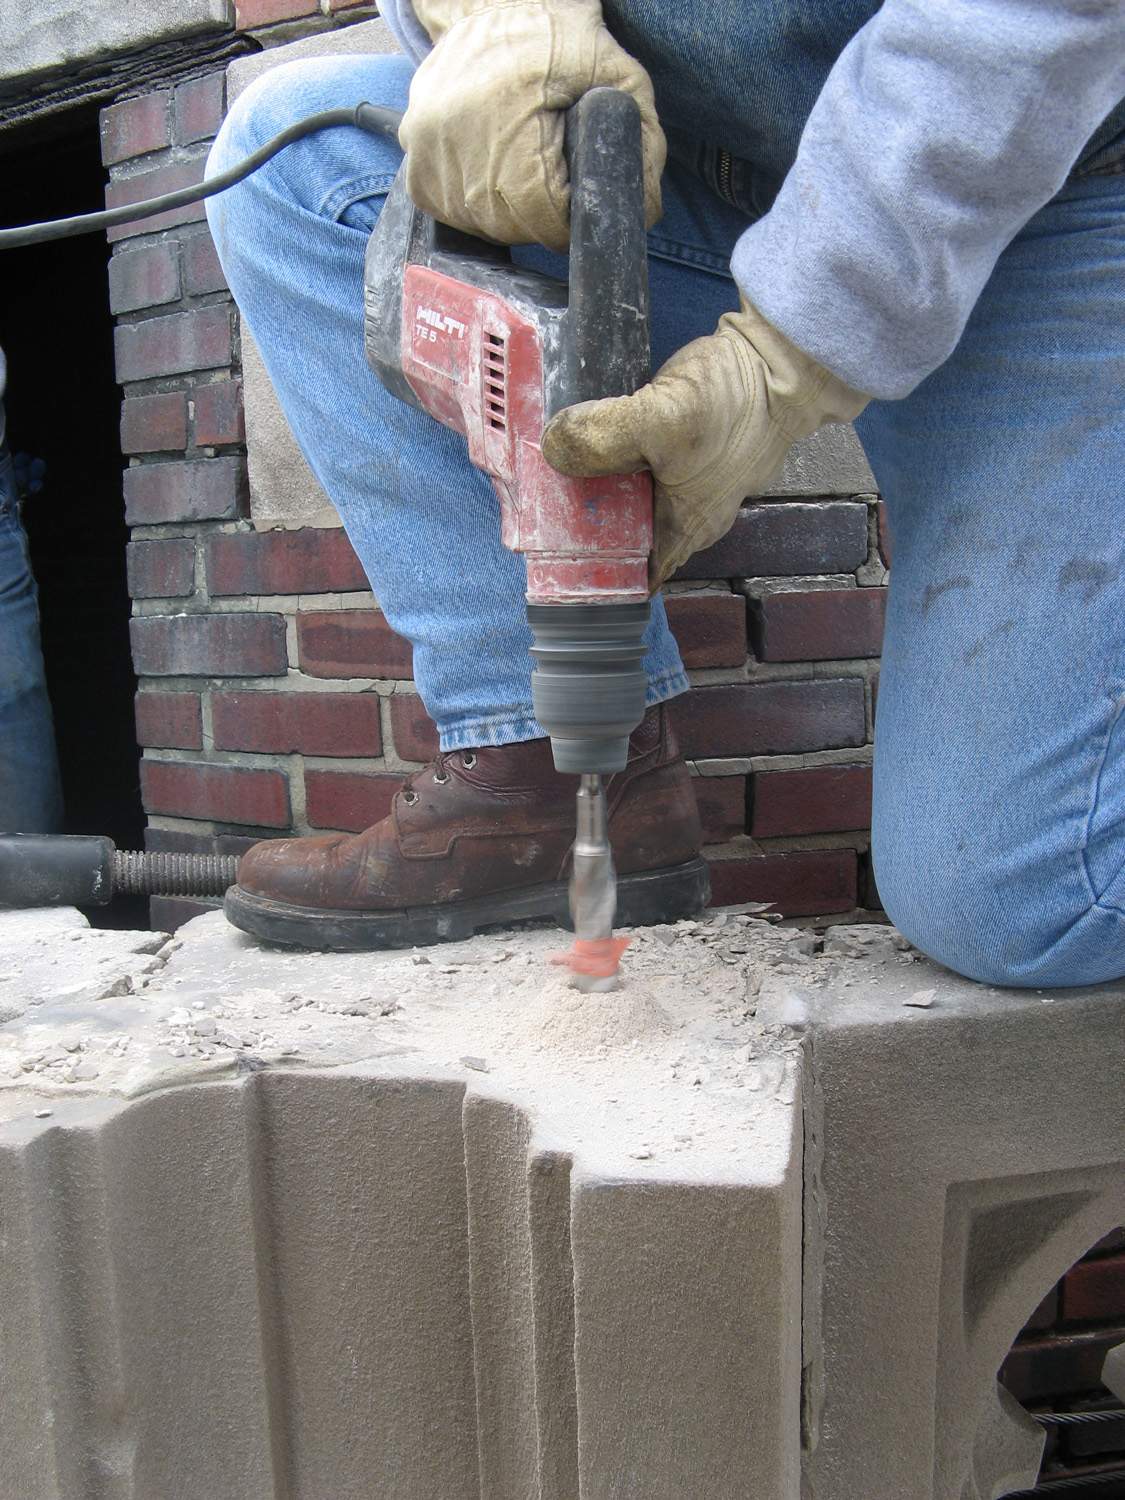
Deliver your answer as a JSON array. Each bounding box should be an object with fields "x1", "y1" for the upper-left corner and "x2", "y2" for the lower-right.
[
  {"x1": 208, "y1": 53, "x2": 1125, "y2": 988},
  {"x1": 0, "y1": 449, "x2": 62, "y2": 833}
]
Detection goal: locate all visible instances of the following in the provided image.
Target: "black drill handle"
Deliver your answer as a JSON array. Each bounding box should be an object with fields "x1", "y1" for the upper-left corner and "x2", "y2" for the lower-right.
[
  {"x1": 554, "y1": 87, "x2": 650, "y2": 415},
  {"x1": 363, "y1": 90, "x2": 651, "y2": 422}
]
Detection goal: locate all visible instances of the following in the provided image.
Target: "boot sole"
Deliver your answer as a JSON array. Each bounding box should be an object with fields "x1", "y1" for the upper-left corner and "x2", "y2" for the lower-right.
[{"x1": 222, "y1": 857, "x2": 711, "y2": 953}]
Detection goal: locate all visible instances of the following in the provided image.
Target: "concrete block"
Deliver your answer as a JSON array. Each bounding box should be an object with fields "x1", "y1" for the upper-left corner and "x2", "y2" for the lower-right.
[
  {"x1": 0, "y1": 0, "x2": 231, "y2": 89},
  {"x1": 0, "y1": 907, "x2": 804, "y2": 1497},
  {"x1": 757, "y1": 941, "x2": 1125, "y2": 1500},
  {"x1": 226, "y1": 19, "x2": 400, "y2": 531},
  {"x1": 2, "y1": 903, "x2": 1119, "y2": 1499},
  {"x1": 772, "y1": 421, "x2": 876, "y2": 497}
]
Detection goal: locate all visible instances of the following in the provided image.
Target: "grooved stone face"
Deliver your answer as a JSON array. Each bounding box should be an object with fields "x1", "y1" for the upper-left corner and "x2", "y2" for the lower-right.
[{"x1": 0, "y1": 905, "x2": 804, "y2": 1500}]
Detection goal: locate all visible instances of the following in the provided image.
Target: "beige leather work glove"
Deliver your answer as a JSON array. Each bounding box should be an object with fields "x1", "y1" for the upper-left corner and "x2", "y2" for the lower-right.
[
  {"x1": 542, "y1": 297, "x2": 869, "y2": 586},
  {"x1": 400, "y1": 0, "x2": 665, "y2": 251}
]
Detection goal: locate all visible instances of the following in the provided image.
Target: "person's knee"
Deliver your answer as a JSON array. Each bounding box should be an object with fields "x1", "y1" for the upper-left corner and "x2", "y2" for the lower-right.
[
  {"x1": 873, "y1": 828, "x2": 1069, "y2": 988},
  {"x1": 210, "y1": 53, "x2": 413, "y2": 174}
]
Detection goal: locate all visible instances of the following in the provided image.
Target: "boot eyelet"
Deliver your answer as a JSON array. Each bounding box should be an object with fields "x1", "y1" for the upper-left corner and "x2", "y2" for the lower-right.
[
  {"x1": 402, "y1": 789, "x2": 419, "y2": 806},
  {"x1": 462, "y1": 752, "x2": 477, "y2": 769},
  {"x1": 433, "y1": 770, "x2": 449, "y2": 785}
]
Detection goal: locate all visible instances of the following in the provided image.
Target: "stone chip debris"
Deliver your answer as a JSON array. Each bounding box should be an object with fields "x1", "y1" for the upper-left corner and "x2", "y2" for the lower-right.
[{"x1": 0, "y1": 904, "x2": 937, "y2": 1175}]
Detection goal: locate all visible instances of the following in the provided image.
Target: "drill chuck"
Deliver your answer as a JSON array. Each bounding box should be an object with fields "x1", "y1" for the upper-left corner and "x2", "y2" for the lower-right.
[{"x1": 527, "y1": 601, "x2": 650, "y2": 774}]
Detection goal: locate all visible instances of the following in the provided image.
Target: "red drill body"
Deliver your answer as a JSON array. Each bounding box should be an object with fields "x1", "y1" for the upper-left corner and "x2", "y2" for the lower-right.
[{"x1": 400, "y1": 263, "x2": 652, "y2": 606}]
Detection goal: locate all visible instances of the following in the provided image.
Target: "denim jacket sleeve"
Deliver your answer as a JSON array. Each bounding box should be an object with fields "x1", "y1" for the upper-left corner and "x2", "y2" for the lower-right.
[{"x1": 731, "y1": 0, "x2": 1125, "y2": 400}]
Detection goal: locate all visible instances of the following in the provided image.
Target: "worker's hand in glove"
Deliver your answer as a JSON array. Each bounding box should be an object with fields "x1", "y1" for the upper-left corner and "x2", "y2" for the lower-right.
[
  {"x1": 400, "y1": 0, "x2": 665, "y2": 252},
  {"x1": 542, "y1": 298, "x2": 869, "y2": 587}
]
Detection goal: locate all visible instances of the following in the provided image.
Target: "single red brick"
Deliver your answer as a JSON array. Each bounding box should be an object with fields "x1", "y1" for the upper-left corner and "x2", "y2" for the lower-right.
[
  {"x1": 100, "y1": 93, "x2": 170, "y2": 166},
  {"x1": 692, "y1": 776, "x2": 745, "y2": 843},
  {"x1": 149, "y1": 895, "x2": 222, "y2": 932},
  {"x1": 707, "y1": 849, "x2": 858, "y2": 916},
  {"x1": 130, "y1": 613, "x2": 288, "y2": 677},
  {"x1": 108, "y1": 242, "x2": 181, "y2": 314},
  {"x1": 121, "y1": 391, "x2": 189, "y2": 454},
  {"x1": 193, "y1": 380, "x2": 245, "y2": 447},
  {"x1": 1019, "y1": 1288, "x2": 1061, "y2": 1335},
  {"x1": 1062, "y1": 1256, "x2": 1125, "y2": 1324},
  {"x1": 217, "y1": 831, "x2": 288, "y2": 857},
  {"x1": 211, "y1": 691, "x2": 381, "y2": 756},
  {"x1": 1087, "y1": 1229, "x2": 1125, "y2": 1258},
  {"x1": 144, "y1": 823, "x2": 289, "y2": 861},
  {"x1": 235, "y1": 0, "x2": 318, "y2": 22},
  {"x1": 115, "y1": 305, "x2": 233, "y2": 382},
  {"x1": 1068, "y1": 1409, "x2": 1125, "y2": 1460},
  {"x1": 127, "y1": 538, "x2": 196, "y2": 599},
  {"x1": 135, "y1": 691, "x2": 203, "y2": 749},
  {"x1": 142, "y1": 758, "x2": 291, "y2": 826},
  {"x1": 673, "y1": 501, "x2": 869, "y2": 581},
  {"x1": 105, "y1": 156, "x2": 208, "y2": 241},
  {"x1": 173, "y1": 72, "x2": 226, "y2": 145},
  {"x1": 181, "y1": 231, "x2": 228, "y2": 295},
  {"x1": 751, "y1": 765, "x2": 873, "y2": 838},
  {"x1": 753, "y1": 588, "x2": 886, "y2": 663},
  {"x1": 305, "y1": 771, "x2": 401, "y2": 832},
  {"x1": 145, "y1": 826, "x2": 219, "y2": 855},
  {"x1": 878, "y1": 502, "x2": 893, "y2": 568},
  {"x1": 297, "y1": 610, "x2": 413, "y2": 679},
  {"x1": 124, "y1": 457, "x2": 248, "y2": 525},
  {"x1": 664, "y1": 592, "x2": 746, "y2": 669},
  {"x1": 999, "y1": 1327, "x2": 1125, "y2": 1403},
  {"x1": 671, "y1": 680, "x2": 866, "y2": 760},
  {"x1": 388, "y1": 695, "x2": 439, "y2": 761},
  {"x1": 207, "y1": 528, "x2": 367, "y2": 596}
]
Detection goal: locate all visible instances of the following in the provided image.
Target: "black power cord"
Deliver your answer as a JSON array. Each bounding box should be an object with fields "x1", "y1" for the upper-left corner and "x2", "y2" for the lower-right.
[{"x1": 0, "y1": 102, "x2": 404, "y2": 249}]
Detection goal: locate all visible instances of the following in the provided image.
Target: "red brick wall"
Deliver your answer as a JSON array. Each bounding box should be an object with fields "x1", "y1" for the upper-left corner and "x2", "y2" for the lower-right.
[
  {"x1": 1000, "y1": 1228, "x2": 1125, "y2": 1488},
  {"x1": 105, "y1": 76, "x2": 886, "y2": 934}
]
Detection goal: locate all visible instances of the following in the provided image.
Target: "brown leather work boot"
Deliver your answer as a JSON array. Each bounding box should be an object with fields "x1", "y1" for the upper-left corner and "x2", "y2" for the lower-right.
[{"x1": 223, "y1": 703, "x2": 708, "y2": 951}]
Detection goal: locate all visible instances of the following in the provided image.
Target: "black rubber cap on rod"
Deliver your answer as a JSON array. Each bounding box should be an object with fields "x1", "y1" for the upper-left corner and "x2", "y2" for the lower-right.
[{"x1": 0, "y1": 835, "x2": 115, "y2": 908}]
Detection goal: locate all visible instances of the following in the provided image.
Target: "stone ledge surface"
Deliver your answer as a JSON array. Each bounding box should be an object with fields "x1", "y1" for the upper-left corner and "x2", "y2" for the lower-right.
[
  {"x1": 1, "y1": 905, "x2": 1120, "y2": 1499},
  {"x1": 0, "y1": 0, "x2": 232, "y2": 89}
]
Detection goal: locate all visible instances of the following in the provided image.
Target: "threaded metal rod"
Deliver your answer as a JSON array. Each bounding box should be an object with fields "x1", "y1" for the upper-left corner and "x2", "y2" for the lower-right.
[{"x1": 112, "y1": 850, "x2": 239, "y2": 898}]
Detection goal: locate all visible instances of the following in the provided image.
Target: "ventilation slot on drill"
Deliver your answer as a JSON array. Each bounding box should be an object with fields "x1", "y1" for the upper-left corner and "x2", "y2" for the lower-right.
[{"x1": 483, "y1": 332, "x2": 507, "y2": 431}]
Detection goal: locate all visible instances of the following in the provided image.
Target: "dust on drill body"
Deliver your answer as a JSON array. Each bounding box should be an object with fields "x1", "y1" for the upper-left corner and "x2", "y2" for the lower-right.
[{"x1": 363, "y1": 88, "x2": 654, "y2": 980}]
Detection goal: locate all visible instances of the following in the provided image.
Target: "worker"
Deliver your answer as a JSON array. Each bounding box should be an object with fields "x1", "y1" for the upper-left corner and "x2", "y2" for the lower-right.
[
  {"x1": 206, "y1": 1, "x2": 1125, "y2": 987},
  {"x1": 0, "y1": 346, "x2": 63, "y2": 835}
]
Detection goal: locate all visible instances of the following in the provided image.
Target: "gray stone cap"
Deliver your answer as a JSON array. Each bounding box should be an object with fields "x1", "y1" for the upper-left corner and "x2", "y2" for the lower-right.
[{"x1": 0, "y1": 903, "x2": 809, "y2": 1185}]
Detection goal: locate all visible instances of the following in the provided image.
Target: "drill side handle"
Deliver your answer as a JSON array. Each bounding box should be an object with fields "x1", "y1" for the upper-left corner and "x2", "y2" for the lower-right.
[{"x1": 551, "y1": 88, "x2": 651, "y2": 417}]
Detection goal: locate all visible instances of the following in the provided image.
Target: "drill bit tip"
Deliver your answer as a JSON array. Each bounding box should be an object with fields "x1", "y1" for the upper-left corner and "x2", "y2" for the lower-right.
[
  {"x1": 550, "y1": 934, "x2": 632, "y2": 991},
  {"x1": 554, "y1": 772, "x2": 628, "y2": 989}
]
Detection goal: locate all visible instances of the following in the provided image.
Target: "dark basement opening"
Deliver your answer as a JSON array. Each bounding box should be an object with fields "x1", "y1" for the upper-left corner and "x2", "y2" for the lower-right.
[{"x1": 0, "y1": 104, "x2": 147, "y2": 929}]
